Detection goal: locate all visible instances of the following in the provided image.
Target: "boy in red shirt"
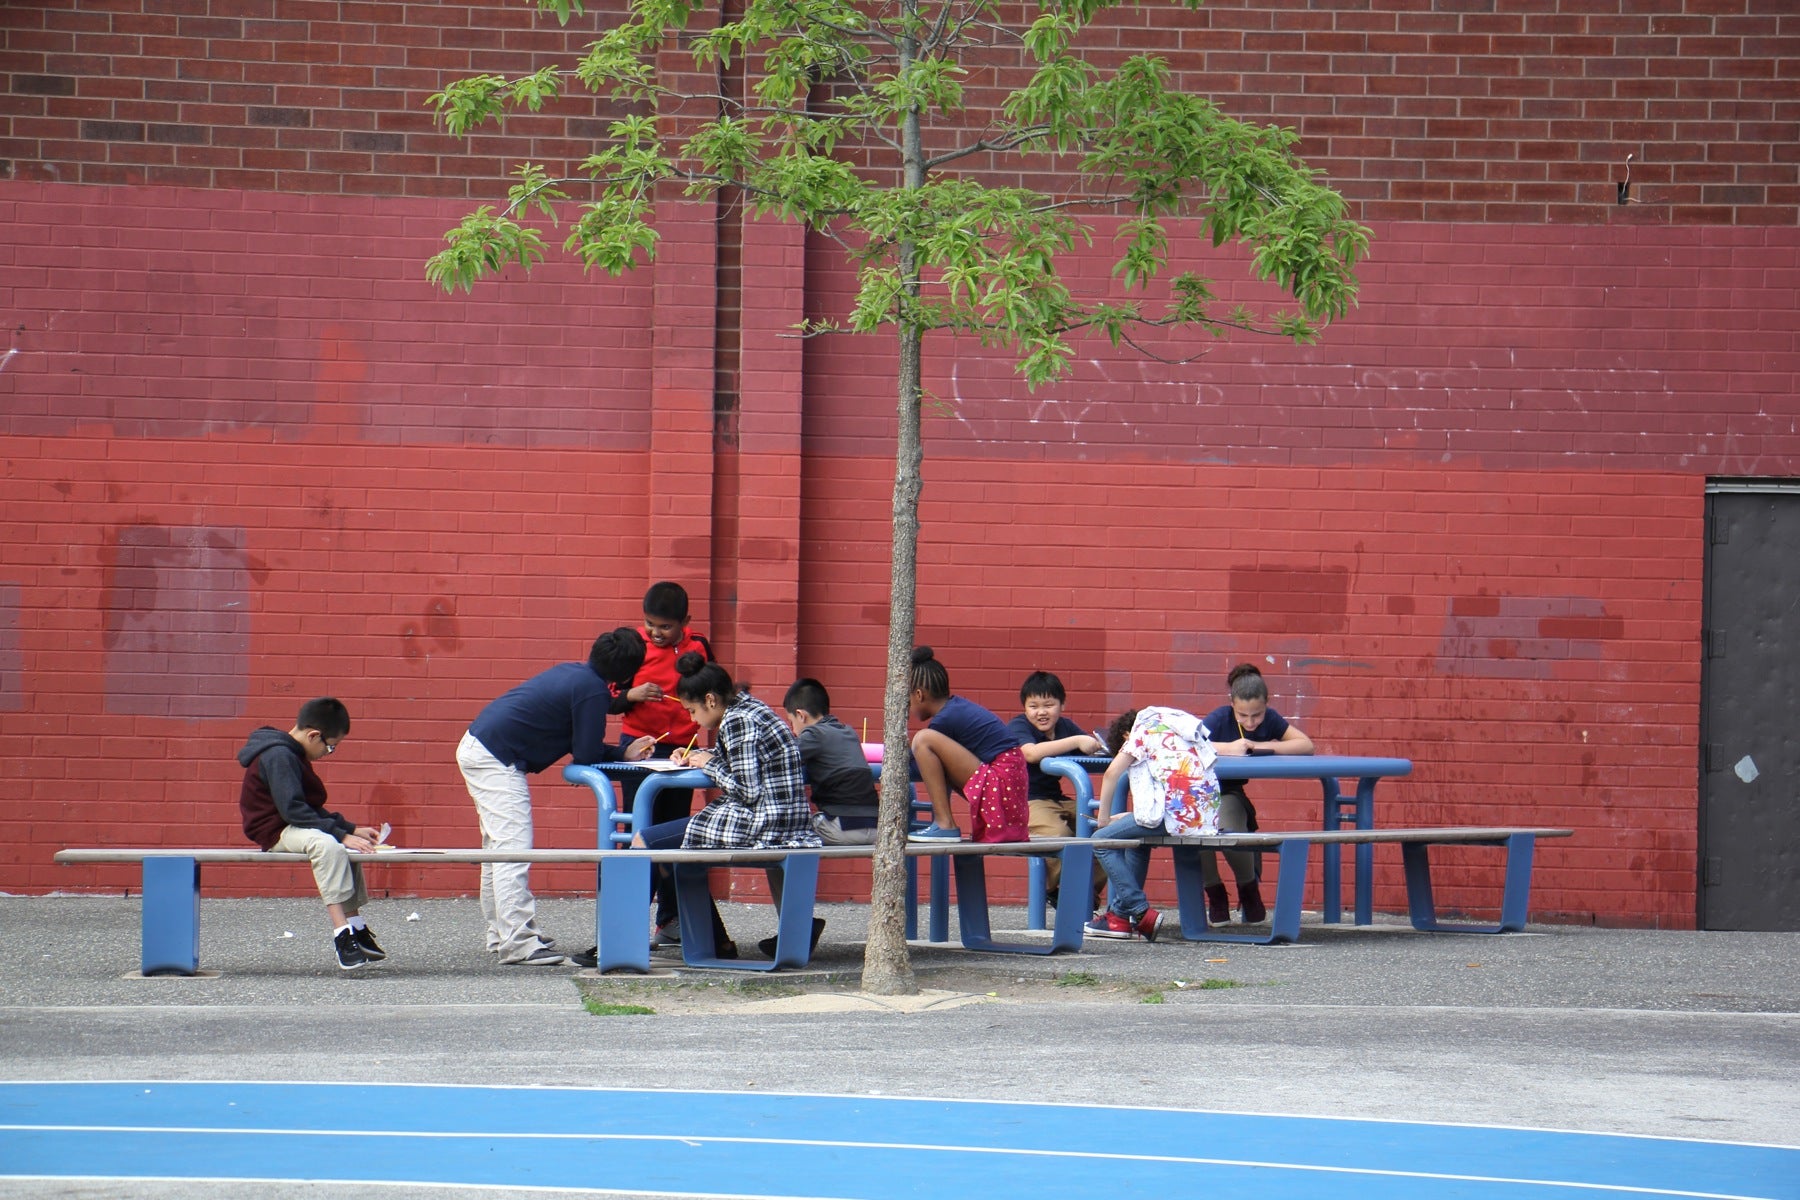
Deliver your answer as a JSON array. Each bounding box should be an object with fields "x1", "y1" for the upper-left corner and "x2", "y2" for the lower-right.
[{"x1": 614, "y1": 581, "x2": 712, "y2": 943}]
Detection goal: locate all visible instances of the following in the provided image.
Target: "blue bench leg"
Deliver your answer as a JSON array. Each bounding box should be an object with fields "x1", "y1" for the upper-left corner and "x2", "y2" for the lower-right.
[
  {"x1": 1048, "y1": 845, "x2": 1093, "y2": 953},
  {"x1": 951, "y1": 850, "x2": 1086, "y2": 956},
  {"x1": 768, "y1": 855, "x2": 821, "y2": 968},
  {"x1": 673, "y1": 856, "x2": 820, "y2": 972},
  {"x1": 1403, "y1": 834, "x2": 1536, "y2": 933},
  {"x1": 1173, "y1": 841, "x2": 1307, "y2": 946},
  {"x1": 142, "y1": 856, "x2": 201, "y2": 976},
  {"x1": 597, "y1": 856, "x2": 652, "y2": 973}
]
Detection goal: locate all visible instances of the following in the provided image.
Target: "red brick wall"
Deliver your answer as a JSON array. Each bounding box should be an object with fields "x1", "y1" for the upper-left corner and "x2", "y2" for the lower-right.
[
  {"x1": 0, "y1": 178, "x2": 661, "y2": 898},
  {"x1": 4, "y1": 1, "x2": 1797, "y2": 925}
]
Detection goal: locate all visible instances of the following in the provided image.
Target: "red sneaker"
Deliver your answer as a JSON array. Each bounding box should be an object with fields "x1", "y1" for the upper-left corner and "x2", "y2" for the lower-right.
[
  {"x1": 1134, "y1": 908, "x2": 1165, "y2": 943},
  {"x1": 1083, "y1": 911, "x2": 1137, "y2": 939}
]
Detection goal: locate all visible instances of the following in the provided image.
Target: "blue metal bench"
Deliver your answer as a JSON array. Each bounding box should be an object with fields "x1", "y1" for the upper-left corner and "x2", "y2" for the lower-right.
[
  {"x1": 53, "y1": 839, "x2": 1097, "y2": 976},
  {"x1": 1093, "y1": 825, "x2": 1572, "y2": 945}
]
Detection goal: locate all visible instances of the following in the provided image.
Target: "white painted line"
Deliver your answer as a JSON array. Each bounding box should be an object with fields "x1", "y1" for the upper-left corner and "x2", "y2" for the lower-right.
[{"x1": 0, "y1": 1124, "x2": 1783, "y2": 1200}]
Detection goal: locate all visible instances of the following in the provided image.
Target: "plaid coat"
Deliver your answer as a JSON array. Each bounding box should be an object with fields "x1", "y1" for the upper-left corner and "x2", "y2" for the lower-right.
[{"x1": 682, "y1": 694, "x2": 823, "y2": 850}]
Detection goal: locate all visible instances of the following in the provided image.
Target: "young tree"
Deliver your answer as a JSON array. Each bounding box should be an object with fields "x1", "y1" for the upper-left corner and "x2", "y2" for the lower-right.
[{"x1": 428, "y1": 0, "x2": 1368, "y2": 994}]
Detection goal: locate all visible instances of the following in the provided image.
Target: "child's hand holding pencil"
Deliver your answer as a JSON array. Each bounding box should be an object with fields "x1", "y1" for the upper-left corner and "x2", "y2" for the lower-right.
[{"x1": 670, "y1": 732, "x2": 705, "y2": 768}]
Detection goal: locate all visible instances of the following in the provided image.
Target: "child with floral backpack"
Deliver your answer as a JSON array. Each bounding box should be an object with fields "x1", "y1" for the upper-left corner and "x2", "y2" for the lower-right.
[{"x1": 1084, "y1": 706, "x2": 1225, "y2": 941}]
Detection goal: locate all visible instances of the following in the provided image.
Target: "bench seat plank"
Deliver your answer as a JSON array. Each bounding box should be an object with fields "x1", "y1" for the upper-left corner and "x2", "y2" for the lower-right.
[{"x1": 56, "y1": 839, "x2": 1101, "y2": 976}]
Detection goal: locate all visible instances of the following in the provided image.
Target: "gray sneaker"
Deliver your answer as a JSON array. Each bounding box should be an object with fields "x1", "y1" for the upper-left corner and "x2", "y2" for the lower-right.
[{"x1": 501, "y1": 946, "x2": 569, "y2": 967}]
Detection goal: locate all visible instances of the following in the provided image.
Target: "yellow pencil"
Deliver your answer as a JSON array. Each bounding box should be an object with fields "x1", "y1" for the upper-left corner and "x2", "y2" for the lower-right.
[
  {"x1": 682, "y1": 733, "x2": 698, "y2": 758},
  {"x1": 862, "y1": 717, "x2": 868, "y2": 743},
  {"x1": 652, "y1": 731, "x2": 666, "y2": 744}
]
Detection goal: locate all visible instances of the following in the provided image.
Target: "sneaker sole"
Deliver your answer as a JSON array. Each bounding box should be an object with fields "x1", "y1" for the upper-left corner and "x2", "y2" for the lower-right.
[{"x1": 1083, "y1": 926, "x2": 1135, "y2": 940}]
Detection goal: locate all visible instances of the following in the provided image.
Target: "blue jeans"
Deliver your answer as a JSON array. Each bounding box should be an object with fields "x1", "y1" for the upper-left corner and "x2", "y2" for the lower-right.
[{"x1": 1092, "y1": 813, "x2": 1204, "y2": 920}]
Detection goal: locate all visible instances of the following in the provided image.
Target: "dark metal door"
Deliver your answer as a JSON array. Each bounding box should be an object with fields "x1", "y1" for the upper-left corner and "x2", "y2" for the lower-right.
[{"x1": 1700, "y1": 487, "x2": 1800, "y2": 930}]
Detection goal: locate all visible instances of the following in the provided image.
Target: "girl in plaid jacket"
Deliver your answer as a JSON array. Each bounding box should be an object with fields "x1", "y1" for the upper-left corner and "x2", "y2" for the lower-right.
[{"x1": 633, "y1": 653, "x2": 821, "y2": 956}]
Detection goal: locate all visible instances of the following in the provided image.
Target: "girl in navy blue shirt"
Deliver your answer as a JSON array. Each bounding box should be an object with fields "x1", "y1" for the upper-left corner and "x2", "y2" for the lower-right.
[
  {"x1": 1200, "y1": 663, "x2": 1314, "y2": 923},
  {"x1": 906, "y1": 646, "x2": 1030, "y2": 843}
]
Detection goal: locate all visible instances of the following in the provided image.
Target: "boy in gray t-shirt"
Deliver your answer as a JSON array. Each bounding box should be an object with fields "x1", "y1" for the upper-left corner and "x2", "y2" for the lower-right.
[{"x1": 782, "y1": 678, "x2": 880, "y2": 844}]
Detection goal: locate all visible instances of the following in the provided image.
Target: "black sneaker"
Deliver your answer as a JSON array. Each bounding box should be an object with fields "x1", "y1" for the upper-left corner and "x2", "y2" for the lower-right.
[
  {"x1": 567, "y1": 946, "x2": 598, "y2": 969},
  {"x1": 333, "y1": 927, "x2": 367, "y2": 970},
  {"x1": 352, "y1": 925, "x2": 386, "y2": 961},
  {"x1": 757, "y1": 918, "x2": 826, "y2": 959}
]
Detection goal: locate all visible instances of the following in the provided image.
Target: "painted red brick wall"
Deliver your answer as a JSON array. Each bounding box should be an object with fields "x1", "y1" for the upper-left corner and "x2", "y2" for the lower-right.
[
  {"x1": 0, "y1": 178, "x2": 661, "y2": 899},
  {"x1": 795, "y1": 217, "x2": 1797, "y2": 925},
  {"x1": 3, "y1": 1, "x2": 1796, "y2": 926}
]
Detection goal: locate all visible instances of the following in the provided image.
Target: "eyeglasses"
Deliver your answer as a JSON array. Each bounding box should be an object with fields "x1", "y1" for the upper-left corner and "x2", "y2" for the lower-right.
[{"x1": 313, "y1": 732, "x2": 337, "y2": 755}]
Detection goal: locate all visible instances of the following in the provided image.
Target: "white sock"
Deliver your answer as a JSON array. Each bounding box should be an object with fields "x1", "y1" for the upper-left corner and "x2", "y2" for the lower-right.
[
  {"x1": 335, "y1": 923, "x2": 353, "y2": 937},
  {"x1": 348, "y1": 915, "x2": 367, "y2": 932}
]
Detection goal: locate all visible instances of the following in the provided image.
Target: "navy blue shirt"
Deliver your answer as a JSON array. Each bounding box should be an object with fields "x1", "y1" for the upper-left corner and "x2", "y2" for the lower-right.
[
  {"x1": 1004, "y1": 713, "x2": 1084, "y2": 802},
  {"x1": 1201, "y1": 704, "x2": 1290, "y2": 749},
  {"x1": 928, "y1": 695, "x2": 1019, "y2": 764},
  {"x1": 468, "y1": 661, "x2": 622, "y2": 774}
]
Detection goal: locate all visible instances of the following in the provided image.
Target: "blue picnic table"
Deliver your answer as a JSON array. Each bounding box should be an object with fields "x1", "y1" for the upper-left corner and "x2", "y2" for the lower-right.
[{"x1": 1034, "y1": 754, "x2": 1414, "y2": 928}]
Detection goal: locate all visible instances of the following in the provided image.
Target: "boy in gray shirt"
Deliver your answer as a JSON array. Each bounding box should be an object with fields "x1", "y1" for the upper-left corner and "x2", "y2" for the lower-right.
[{"x1": 782, "y1": 678, "x2": 880, "y2": 844}]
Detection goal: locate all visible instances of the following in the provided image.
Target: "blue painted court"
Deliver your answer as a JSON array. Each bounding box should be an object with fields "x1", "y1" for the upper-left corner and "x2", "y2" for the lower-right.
[{"x1": 2, "y1": 1082, "x2": 1795, "y2": 1198}]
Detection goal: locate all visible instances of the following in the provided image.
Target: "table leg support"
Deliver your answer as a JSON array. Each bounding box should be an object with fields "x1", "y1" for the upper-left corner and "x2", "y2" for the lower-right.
[
  {"x1": 928, "y1": 856, "x2": 950, "y2": 943},
  {"x1": 1320, "y1": 779, "x2": 1346, "y2": 924},
  {"x1": 141, "y1": 856, "x2": 201, "y2": 976},
  {"x1": 1353, "y1": 778, "x2": 1377, "y2": 926},
  {"x1": 1027, "y1": 856, "x2": 1048, "y2": 931},
  {"x1": 905, "y1": 856, "x2": 918, "y2": 940}
]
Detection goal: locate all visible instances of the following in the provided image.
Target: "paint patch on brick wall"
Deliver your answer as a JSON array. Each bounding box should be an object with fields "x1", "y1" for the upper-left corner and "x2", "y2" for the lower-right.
[
  {"x1": 102, "y1": 525, "x2": 250, "y2": 719},
  {"x1": 1230, "y1": 566, "x2": 1352, "y2": 636},
  {"x1": 0, "y1": 583, "x2": 22, "y2": 712},
  {"x1": 1437, "y1": 594, "x2": 1620, "y2": 679}
]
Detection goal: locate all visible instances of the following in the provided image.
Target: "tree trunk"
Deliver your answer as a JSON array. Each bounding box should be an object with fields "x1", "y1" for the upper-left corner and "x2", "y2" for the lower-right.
[
  {"x1": 861, "y1": 4, "x2": 926, "y2": 997},
  {"x1": 862, "y1": 314, "x2": 924, "y2": 996}
]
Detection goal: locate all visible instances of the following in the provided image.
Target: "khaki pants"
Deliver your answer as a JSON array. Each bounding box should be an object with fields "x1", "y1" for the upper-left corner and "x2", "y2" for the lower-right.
[
  {"x1": 457, "y1": 730, "x2": 556, "y2": 963},
  {"x1": 1029, "y1": 797, "x2": 1079, "y2": 891},
  {"x1": 272, "y1": 825, "x2": 366, "y2": 909},
  {"x1": 1200, "y1": 789, "x2": 1257, "y2": 888}
]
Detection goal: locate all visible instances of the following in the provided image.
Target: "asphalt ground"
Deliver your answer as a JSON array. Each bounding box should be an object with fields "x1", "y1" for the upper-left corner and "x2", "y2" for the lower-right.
[{"x1": 2, "y1": 894, "x2": 1797, "y2": 1197}]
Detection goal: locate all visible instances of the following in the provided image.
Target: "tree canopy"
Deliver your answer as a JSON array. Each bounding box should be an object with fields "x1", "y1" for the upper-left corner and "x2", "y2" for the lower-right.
[{"x1": 427, "y1": 0, "x2": 1368, "y2": 992}]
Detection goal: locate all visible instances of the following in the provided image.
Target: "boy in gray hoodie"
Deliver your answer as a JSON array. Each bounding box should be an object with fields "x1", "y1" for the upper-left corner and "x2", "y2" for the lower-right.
[{"x1": 238, "y1": 697, "x2": 385, "y2": 970}]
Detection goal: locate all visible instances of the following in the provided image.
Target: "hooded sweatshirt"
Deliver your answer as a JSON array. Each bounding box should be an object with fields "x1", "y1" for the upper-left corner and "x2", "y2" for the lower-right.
[{"x1": 238, "y1": 727, "x2": 352, "y2": 851}]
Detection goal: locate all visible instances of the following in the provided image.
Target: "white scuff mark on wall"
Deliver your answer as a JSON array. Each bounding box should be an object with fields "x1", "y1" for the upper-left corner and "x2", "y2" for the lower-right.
[
  {"x1": 946, "y1": 356, "x2": 1206, "y2": 446},
  {"x1": 1733, "y1": 756, "x2": 1759, "y2": 784},
  {"x1": 0, "y1": 348, "x2": 17, "y2": 372}
]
